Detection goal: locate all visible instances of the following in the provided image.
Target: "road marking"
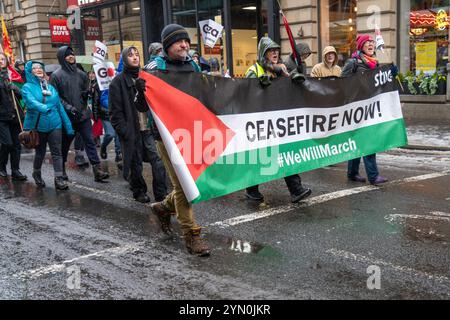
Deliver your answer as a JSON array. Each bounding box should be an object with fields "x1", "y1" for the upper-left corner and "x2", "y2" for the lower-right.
[
  {"x1": 69, "y1": 181, "x2": 134, "y2": 204},
  {"x1": 431, "y1": 211, "x2": 450, "y2": 218},
  {"x1": 211, "y1": 171, "x2": 450, "y2": 228},
  {"x1": 326, "y1": 248, "x2": 450, "y2": 285},
  {"x1": 386, "y1": 214, "x2": 450, "y2": 223},
  {"x1": 6, "y1": 243, "x2": 142, "y2": 281}
]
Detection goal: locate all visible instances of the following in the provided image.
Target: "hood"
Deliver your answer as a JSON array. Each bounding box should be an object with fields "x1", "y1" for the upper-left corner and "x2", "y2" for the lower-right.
[
  {"x1": 24, "y1": 60, "x2": 45, "y2": 85},
  {"x1": 257, "y1": 37, "x2": 281, "y2": 65},
  {"x1": 322, "y1": 46, "x2": 338, "y2": 67},
  {"x1": 56, "y1": 46, "x2": 76, "y2": 73},
  {"x1": 149, "y1": 42, "x2": 163, "y2": 56}
]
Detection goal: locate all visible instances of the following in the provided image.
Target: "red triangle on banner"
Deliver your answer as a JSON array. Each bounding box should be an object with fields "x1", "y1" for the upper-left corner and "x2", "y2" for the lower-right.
[{"x1": 140, "y1": 71, "x2": 235, "y2": 182}]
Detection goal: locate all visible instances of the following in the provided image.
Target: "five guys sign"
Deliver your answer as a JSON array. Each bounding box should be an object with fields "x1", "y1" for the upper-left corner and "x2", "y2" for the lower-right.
[{"x1": 49, "y1": 18, "x2": 71, "y2": 44}]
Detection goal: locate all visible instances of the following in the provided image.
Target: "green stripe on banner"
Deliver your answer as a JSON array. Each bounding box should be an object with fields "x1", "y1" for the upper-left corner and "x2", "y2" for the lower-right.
[{"x1": 192, "y1": 118, "x2": 407, "y2": 203}]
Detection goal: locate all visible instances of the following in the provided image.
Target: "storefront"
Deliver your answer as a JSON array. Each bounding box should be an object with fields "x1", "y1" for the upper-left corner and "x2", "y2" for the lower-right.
[{"x1": 69, "y1": 0, "x2": 280, "y2": 77}]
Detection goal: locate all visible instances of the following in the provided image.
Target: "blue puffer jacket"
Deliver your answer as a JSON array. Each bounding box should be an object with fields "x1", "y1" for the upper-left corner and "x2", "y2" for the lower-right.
[{"x1": 22, "y1": 61, "x2": 74, "y2": 135}]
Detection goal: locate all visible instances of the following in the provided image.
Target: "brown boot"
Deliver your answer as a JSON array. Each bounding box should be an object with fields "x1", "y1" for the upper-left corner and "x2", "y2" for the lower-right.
[
  {"x1": 150, "y1": 202, "x2": 173, "y2": 234},
  {"x1": 184, "y1": 227, "x2": 210, "y2": 257}
]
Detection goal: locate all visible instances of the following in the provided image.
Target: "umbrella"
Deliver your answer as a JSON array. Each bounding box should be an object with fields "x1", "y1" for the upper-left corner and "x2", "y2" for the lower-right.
[{"x1": 44, "y1": 64, "x2": 60, "y2": 75}]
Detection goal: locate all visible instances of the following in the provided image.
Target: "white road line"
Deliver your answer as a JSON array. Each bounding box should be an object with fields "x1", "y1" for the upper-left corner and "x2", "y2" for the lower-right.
[
  {"x1": 211, "y1": 171, "x2": 450, "y2": 228},
  {"x1": 69, "y1": 181, "x2": 134, "y2": 204},
  {"x1": 431, "y1": 211, "x2": 450, "y2": 218},
  {"x1": 387, "y1": 214, "x2": 450, "y2": 223},
  {"x1": 6, "y1": 243, "x2": 142, "y2": 281},
  {"x1": 326, "y1": 248, "x2": 450, "y2": 285}
]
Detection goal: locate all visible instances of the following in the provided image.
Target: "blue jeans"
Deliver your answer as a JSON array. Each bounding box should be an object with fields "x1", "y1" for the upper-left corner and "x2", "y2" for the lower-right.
[
  {"x1": 101, "y1": 120, "x2": 121, "y2": 155},
  {"x1": 347, "y1": 154, "x2": 379, "y2": 183}
]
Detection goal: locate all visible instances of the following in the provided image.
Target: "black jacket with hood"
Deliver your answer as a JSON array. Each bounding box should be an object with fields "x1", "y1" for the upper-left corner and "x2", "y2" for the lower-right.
[
  {"x1": 109, "y1": 47, "x2": 148, "y2": 179},
  {"x1": 50, "y1": 46, "x2": 90, "y2": 123}
]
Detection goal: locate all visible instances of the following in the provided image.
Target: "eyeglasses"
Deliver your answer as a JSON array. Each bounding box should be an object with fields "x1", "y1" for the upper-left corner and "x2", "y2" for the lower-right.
[{"x1": 32, "y1": 64, "x2": 43, "y2": 70}]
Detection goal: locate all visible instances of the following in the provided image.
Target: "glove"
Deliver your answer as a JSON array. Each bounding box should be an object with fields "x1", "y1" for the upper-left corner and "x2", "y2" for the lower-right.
[
  {"x1": 259, "y1": 75, "x2": 272, "y2": 87},
  {"x1": 291, "y1": 72, "x2": 306, "y2": 84},
  {"x1": 135, "y1": 78, "x2": 146, "y2": 93},
  {"x1": 69, "y1": 106, "x2": 81, "y2": 120},
  {"x1": 390, "y1": 65, "x2": 399, "y2": 78}
]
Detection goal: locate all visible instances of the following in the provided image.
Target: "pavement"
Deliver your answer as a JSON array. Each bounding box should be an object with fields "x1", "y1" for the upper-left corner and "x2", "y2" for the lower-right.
[{"x1": 405, "y1": 121, "x2": 450, "y2": 150}]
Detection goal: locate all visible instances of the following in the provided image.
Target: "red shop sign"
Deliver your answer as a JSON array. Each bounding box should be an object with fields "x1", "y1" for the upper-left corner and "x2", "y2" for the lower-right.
[
  {"x1": 49, "y1": 18, "x2": 71, "y2": 44},
  {"x1": 67, "y1": 0, "x2": 102, "y2": 8},
  {"x1": 84, "y1": 19, "x2": 101, "y2": 40}
]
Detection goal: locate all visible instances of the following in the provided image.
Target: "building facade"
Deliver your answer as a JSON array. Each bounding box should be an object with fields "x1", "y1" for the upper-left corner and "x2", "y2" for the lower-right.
[{"x1": 3, "y1": 0, "x2": 449, "y2": 80}]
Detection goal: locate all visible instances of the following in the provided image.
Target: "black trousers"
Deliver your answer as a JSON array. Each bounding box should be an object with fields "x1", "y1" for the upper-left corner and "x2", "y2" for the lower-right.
[
  {"x1": 129, "y1": 135, "x2": 147, "y2": 198},
  {"x1": 141, "y1": 131, "x2": 168, "y2": 202},
  {"x1": 247, "y1": 174, "x2": 303, "y2": 196},
  {"x1": 62, "y1": 119, "x2": 100, "y2": 165},
  {"x1": 0, "y1": 120, "x2": 22, "y2": 171},
  {"x1": 34, "y1": 129, "x2": 63, "y2": 177}
]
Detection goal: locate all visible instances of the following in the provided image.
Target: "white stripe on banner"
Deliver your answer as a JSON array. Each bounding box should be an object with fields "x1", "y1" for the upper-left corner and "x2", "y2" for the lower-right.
[
  {"x1": 219, "y1": 91, "x2": 403, "y2": 156},
  {"x1": 152, "y1": 111, "x2": 200, "y2": 202}
]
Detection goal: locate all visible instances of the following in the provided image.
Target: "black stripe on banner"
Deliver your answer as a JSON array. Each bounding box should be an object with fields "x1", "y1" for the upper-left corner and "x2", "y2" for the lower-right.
[{"x1": 147, "y1": 65, "x2": 399, "y2": 116}]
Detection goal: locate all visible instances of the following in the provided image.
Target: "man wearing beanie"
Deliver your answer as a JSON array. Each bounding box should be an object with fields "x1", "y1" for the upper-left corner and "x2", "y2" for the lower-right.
[
  {"x1": 109, "y1": 46, "x2": 154, "y2": 203},
  {"x1": 51, "y1": 46, "x2": 109, "y2": 182},
  {"x1": 145, "y1": 24, "x2": 210, "y2": 257}
]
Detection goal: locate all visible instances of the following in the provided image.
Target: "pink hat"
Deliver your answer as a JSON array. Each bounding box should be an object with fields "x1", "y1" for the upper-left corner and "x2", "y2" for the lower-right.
[{"x1": 356, "y1": 34, "x2": 374, "y2": 51}]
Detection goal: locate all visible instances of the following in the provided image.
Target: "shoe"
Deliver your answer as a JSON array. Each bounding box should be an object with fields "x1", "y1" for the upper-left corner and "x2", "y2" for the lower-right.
[
  {"x1": 54, "y1": 177, "x2": 69, "y2": 190},
  {"x1": 11, "y1": 170, "x2": 27, "y2": 181},
  {"x1": 348, "y1": 175, "x2": 366, "y2": 183},
  {"x1": 92, "y1": 164, "x2": 109, "y2": 182},
  {"x1": 100, "y1": 145, "x2": 107, "y2": 160},
  {"x1": 75, "y1": 155, "x2": 88, "y2": 167},
  {"x1": 150, "y1": 202, "x2": 173, "y2": 235},
  {"x1": 245, "y1": 187, "x2": 264, "y2": 201},
  {"x1": 0, "y1": 168, "x2": 7, "y2": 178},
  {"x1": 370, "y1": 176, "x2": 388, "y2": 185},
  {"x1": 115, "y1": 153, "x2": 122, "y2": 163},
  {"x1": 32, "y1": 171, "x2": 46, "y2": 187},
  {"x1": 134, "y1": 193, "x2": 151, "y2": 203},
  {"x1": 184, "y1": 227, "x2": 210, "y2": 257},
  {"x1": 291, "y1": 188, "x2": 312, "y2": 203}
]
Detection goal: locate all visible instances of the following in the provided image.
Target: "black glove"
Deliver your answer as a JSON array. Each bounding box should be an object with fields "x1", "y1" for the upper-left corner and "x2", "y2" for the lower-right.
[
  {"x1": 259, "y1": 75, "x2": 272, "y2": 87},
  {"x1": 69, "y1": 106, "x2": 81, "y2": 120},
  {"x1": 135, "y1": 78, "x2": 146, "y2": 93},
  {"x1": 8, "y1": 83, "x2": 21, "y2": 96},
  {"x1": 390, "y1": 65, "x2": 399, "y2": 78},
  {"x1": 291, "y1": 72, "x2": 306, "y2": 84}
]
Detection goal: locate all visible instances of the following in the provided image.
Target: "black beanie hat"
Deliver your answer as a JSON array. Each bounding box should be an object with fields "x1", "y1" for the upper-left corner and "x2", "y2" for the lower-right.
[{"x1": 161, "y1": 24, "x2": 190, "y2": 52}]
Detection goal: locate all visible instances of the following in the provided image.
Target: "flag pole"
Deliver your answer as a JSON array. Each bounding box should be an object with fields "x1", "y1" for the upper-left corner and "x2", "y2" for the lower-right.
[{"x1": 276, "y1": 0, "x2": 301, "y2": 67}]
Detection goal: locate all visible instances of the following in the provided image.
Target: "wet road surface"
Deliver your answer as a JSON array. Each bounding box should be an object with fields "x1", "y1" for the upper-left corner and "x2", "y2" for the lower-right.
[{"x1": 0, "y1": 147, "x2": 449, "y2": 299}]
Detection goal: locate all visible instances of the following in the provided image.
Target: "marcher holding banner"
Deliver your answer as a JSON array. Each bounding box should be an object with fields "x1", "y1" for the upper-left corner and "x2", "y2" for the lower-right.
[
  {"x1": 311, "y1": 46, "x2": 342, "y2": 78},
  {"x1": 342, "y1": 34, "x2": 396, "y2": 185},
  {"x1": 0, "y1": 53, "x2": 27, "y2": 181},
  {"x1": 145, "y1": 24, "x2": 210, "y2": 257},
  {"x1": 244, "y1": 37, "x2": 312, "y2": 203}
]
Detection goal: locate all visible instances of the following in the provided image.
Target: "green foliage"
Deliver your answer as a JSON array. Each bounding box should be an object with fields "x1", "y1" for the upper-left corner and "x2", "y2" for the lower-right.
[{"x1": 403, "y1": 71, "x2": 444, "y2": 95}]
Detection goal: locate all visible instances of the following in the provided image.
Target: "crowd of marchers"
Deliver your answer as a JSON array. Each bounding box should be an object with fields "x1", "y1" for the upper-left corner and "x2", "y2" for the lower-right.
[{"x1": 0, "y1": 23, "x2": 398, "y2": 257}]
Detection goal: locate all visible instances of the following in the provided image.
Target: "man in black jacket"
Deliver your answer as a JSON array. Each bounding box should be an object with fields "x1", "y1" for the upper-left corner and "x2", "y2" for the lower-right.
[
  {"x1": 109, "y1": 46, "x2": 151, "y2": 203},
  {"x1": 51, "y1": 46, "x2": 108, "y2": 182}
]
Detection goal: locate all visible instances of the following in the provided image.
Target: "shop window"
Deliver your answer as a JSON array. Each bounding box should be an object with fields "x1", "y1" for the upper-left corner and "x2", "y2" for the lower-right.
[
  {"x1": 319, "y1": 0, "x2": 357, "y2": 66},
  {"x1": 409, "y1": 0, "x2": 449, "y2": 75},
  {"x1": 119, "y1": 1, "x2": 144, "y2": 65}
]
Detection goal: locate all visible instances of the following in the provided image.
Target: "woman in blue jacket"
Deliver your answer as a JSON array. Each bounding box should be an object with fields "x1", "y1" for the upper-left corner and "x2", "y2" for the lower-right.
[{"x1": 22, "y1": 61, "x2": 74, "y2": 190}]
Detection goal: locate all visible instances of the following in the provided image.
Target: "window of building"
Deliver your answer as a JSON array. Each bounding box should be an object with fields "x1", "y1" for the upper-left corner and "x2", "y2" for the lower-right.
[
  {"x1": 15, "y1": 0, "x2": 22, "y2": 11},
  {"x1": 0, "y1": 0, "x2": 5, "y2": 14},
  {"x1": 407, "y1": 0, "x2": 449, "y2": 75},
  {"x1": 319, "y1": 0, "x2": 357, "y2": 66},
  {"x1": 119, "y1": 1, "x2": 143, "y2": 65}
]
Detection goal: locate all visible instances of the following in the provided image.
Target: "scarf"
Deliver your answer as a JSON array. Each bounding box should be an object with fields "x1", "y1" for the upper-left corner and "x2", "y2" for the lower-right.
[{"x1": 352, "y1": 51, "x2": 378, "y2": 70}]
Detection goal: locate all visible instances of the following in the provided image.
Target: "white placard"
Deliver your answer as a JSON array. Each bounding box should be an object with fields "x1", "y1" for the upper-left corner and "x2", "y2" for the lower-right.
[
  {"x1": 94, "y1": 61, "x2": 116, "y2": 91},
  {"x1": 93, "y1": 40, "x2": 107, "y2": 64},
  {"x1": 199, "y1": 19, "x2": 223, "y2": 48}
]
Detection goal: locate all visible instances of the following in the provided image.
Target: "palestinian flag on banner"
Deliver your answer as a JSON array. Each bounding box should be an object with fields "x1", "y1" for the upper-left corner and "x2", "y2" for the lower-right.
[{"x1": 140, "y1": 65, "x2": 407, "y2": 203}]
